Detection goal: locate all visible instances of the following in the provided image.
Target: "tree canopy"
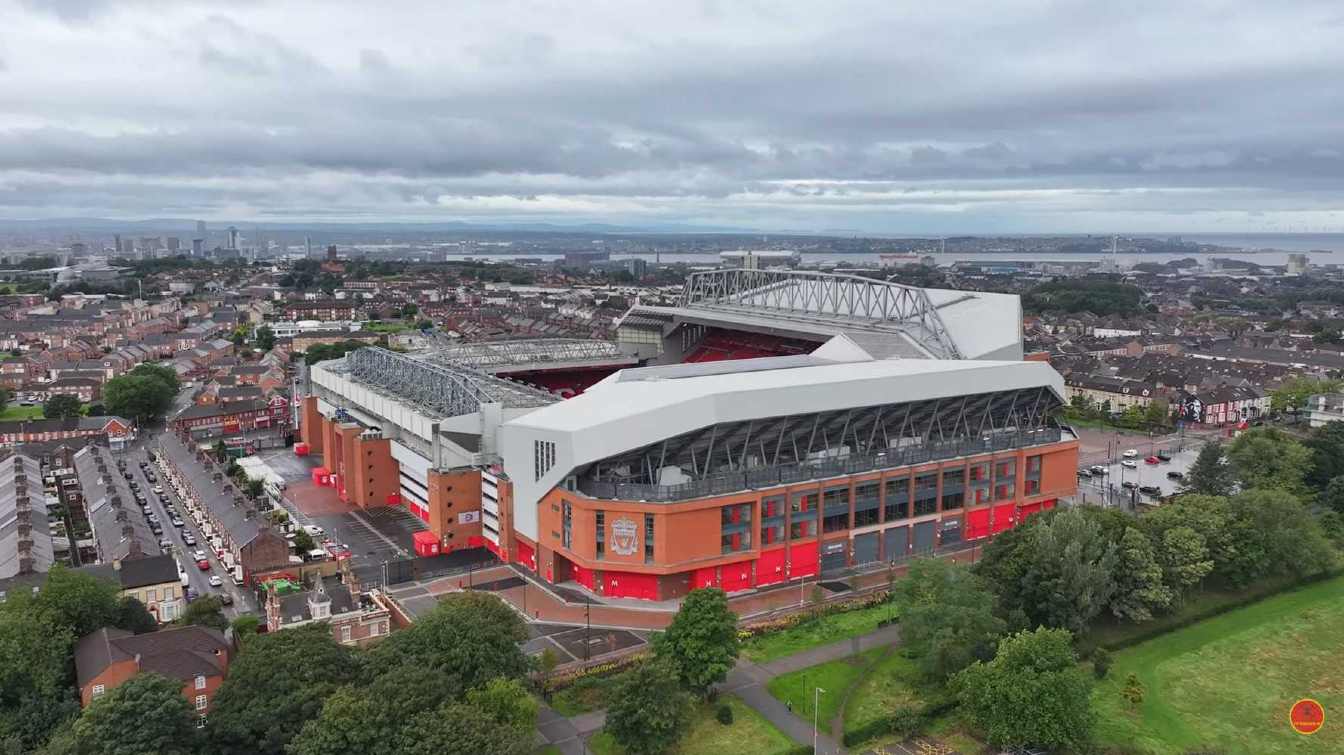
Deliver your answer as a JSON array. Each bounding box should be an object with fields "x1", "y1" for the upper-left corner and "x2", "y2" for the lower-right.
[
  {"x1": 303, "y1": 341, "x2": 370, "y2": 366},
  {"x1": 955, "y1": 628, "x2": 1093, "y2": 752},
  {"x1": 72, "y1": 673, "x2": 200, "y2": 755},
  {"x1": 207, "y1": 623, "x2": 362, "y2": 755},
  {"x1": 178, "y1": 595, "x2": 228, "y2": 631},
  {"x1": 892, "y1": 559, "x2": 1004, "y2": 680},
  {"x1": 42, "y1": 394, "x2": 82, "y2": 420},
  {"x1": 652, "y1": 587, "x2": 740, "y2": 696},
  {"x1": 103, "y1": 364, "x2": 180, "y2": 424},
  {"x1": 605, "y1": 661, "x2": 692, "y2": 755},
  {"x1": 1183, "y1": 441, "x2": 1233, "y2": 497},
  {"x1": 1226, "y1": 428, "x2": 1313, "y2": 498}
]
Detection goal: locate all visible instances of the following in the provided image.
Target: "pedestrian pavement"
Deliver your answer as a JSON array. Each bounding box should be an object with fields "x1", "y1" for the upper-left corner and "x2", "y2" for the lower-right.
[{"x1": 536, "y1": 622, "x2": 905, "y2": 754}]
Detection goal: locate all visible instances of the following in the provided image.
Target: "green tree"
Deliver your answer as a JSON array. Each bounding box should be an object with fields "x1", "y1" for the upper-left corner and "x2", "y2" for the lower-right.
[
  {"x1": 1224, "y1": 489, "x2": 1336, "y2": 584},
  {"x1": 231, "y1": 615, "x2": 261, "y2": 636},
  {"x1": 286, "y1": 687, "x2": 384, "y2": 755},
  {"x1": 1323, "y1": 476, "x2": 1344, "y2": 515},
  {"x1": 605, "y1": 661, "x2": 692, "y2": 755},
  {"x1": 1226, "y1": 428, "x2": 1313, "y2": 497},
  {"x1": 892, "y1": 559, "x2": 1004, "y2": 680},
  {"x1": 114, "y1": 596, "x2": 158, "y2": 634},
  {"x1": 213, "y1": 440, "x2": 229, "y2": 463},
  {"x1": 254, "y1": 325, "x2": 276, "y2": 352},
  {"x1": 1306, "y1": 423, "x2": 1344, "y2": 491},
  {"x1": 42, "y1": 394, "x2": 82, "y2": 420},
  {"x1": 1183, "y1": 442, "x2": 1233, "y2": 497},
  {"x1": 0, "y1": 387, "x2": 10, "y2": 410},
  {"x1": 1269, "y1": 376, "x2": 1342, "y2": 413},
  {"x1": 1143, "y1": 400, "x2": 1170, "y2": 429},
  {"x1": 0, "y1": 600, "x2": 78, "y2": 750},
  {"x1": 36, "y1": 565, "x2": 121, "y2": 638},
  {"x1": 208, "y1": 624, "x2": 362, "y2": 755},
  {"x1": 653, "y1": 587, "x2": 740, "y2": 696},
  {"x1": 303, "y1": 341, "x2": 368, "y2": 366},
  {"x1": 1110, "y1": 527, "x2": 1172, "y2": 623},
  {"x1": 292, "y1": 529, "x2": 316, "y2": 553},
  {"x1": 367, "y1": 592, "x2": 528, "y2": 698},
  {"x1": 974, "y1": 508, "x2": 1117, "y2": 633},
  {"x1": 954, "y1": 628, "x2": 1093, "y2": 752},
  {"x1": 73, "y1": 673, "x2": 199, "y2": 755},
  {"x1": 103, "y1": 375, "x2": 174, "y2": 424},
  {"x1": 1155, "y1": 526, "x2": 1214, "y2": 596},
  {"x1": 177, "y1": 595, "x2": 227, "y2": 631},
  {"x1": 128, "y1": 362, "x2": 181, "y2": 394},
  {"x1": 395, "y1": 679, "x2": 537, "y2": 755},
  {"x1": 244, "y1": 478, "x2": 265, "y2": 500}
]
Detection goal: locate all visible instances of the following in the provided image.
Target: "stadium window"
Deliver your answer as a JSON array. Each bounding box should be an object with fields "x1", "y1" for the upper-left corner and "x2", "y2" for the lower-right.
[
  {"x1": 595, "y1": 511, "x2": 605, "y2": 560},
  {"x1": 822, "y1": 510, "x2": 849, "y2": 533},
  {"x1": 644, "y1": 514, "x2": 654, "y2": 563},
  {"x1": 533, "y1": 440, "x2": 556, "y2": 481},
  {"x1": 941, "y1": 467, "x2": 965, "y2": 510},
  {"x1": 883, "y1": 476, "x2": 910, "y2": 521},
  {"x1": 561, "y1": 501, "x2": 572, "y2": 549}
]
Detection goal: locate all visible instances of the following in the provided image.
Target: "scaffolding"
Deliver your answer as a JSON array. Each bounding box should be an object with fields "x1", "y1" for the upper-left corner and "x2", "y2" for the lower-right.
[
  {"x1": 678, "y1": 268, "x2": 963, "y2": 359},
  {"x1": 342, "y1": 347, "x2": 556, "y2": 418}
]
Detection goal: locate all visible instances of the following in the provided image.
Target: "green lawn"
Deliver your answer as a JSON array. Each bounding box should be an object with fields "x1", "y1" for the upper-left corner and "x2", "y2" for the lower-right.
[
  {"x1": 549, "y1": 673, "x2": 622, "y2": 717},
  {"x1": 766, "y1": 647, "x2": 884, "y2": 726},
  {"x1": 1093, "y1": 574, "x2": 1344, "y2": 754},
  {"x1": 1089, "y1": 573, "x2": 1305, "y2": 649},
  {"x1": 0, "y1": 405, "x2": 43, "y2": 420},
  {"x1": 842, "y1": 651, "x2": 924, "y2": 739},
  {"x1": 588, "y1": 696, "x2": 796, "y2": 755},
  {"x1": 742, "y1": 602, "x2": 896, "y2": 663}
]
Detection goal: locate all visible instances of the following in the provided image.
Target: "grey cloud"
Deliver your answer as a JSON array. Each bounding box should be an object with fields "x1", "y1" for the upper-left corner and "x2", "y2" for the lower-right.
[{"x1": 2, "y1": 0, "x2": 1344, "y2": 232}]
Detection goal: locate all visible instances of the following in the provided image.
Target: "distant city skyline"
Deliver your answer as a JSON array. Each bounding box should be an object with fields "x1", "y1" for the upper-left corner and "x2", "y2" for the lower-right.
[{"x1": 2, "y1": 1, "x2": 1343, "y2": 234}]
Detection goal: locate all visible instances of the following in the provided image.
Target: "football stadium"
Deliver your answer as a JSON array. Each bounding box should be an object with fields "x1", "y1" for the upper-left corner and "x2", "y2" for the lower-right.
[{"x1": 298, "y1": 269, "x2": 1078, "y2": 601}]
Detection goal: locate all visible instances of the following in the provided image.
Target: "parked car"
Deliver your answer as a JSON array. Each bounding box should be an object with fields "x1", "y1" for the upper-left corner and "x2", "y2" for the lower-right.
[
  {"x1": 183, "y1": 534, "x2": 196, "y2": 546},
  {"x1": 1156, "y1": 452, "x2": 1172, "y2": 462},
  {"x1": 1077, "y1": 469, "x2": 1092, "y2": 478},
  {"x1": 159, "y1": 538, "x2": 172, "y2": 549},
  {"x1": 1166, "y1": 471, "x2": 1184, "y2": 480},
  {"x1": 1139, "y1": 485, "x2": 1162, "y2": 496},
  {"x1": 1122, "y1": 449, "x2": 1139, "y2": 458},
  {"x1": 1121, "y1": 480, "x2": 1139, "y2": 489},
  {"x1": 1089, "y1": 465, "x2": 1108, "y2": 475},
  {"x1": 208, "y1": 575, "x2": 223, "y2": 587},
  {"x1": 150, "y1": 524, "x2": 163, "y2": 536},
  {"x1": 197, "y1": 559, "x2": 210, "y2": 571},
  {"x1": 218, "y1": 594, "x2": 234, "y2": 606},
  {"x1": 192, "y1": 549, "x2": 207, "y2": 561},
  {"x1": 1121, "y1": 459, "x2": 1138, "y2": 469},
  {"x1": 172, "y1": 518, "x2": 185, "y2": 528},
  {"x1": 1144, "y1": 456, "x2": 1160, "y2": 465}
]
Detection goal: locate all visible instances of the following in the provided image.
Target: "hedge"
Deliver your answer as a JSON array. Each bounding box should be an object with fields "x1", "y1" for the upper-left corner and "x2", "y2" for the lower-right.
[{"x1": 1096, "y1": 569, "x2": 1340, "y2": 652}]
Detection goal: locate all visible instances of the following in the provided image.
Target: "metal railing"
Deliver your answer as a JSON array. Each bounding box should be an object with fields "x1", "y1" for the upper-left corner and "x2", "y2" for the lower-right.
[{"x1": 579, "y1": 427, "x2": 1065, "y2": 503}]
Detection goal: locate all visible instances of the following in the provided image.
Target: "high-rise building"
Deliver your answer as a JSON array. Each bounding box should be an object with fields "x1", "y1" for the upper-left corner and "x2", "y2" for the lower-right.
[
  {"x1": 1286, "y1": 253, "x2": 1309, "y2": 275},
  {"x1": 166, "y1": 237, "x2": 181, "y2": 253},
  {"x1": 326, "y1": 244, "x2": 338, "y2": 261},
  {"x1": 196, "y1": 220, "x2": 207, "y2": 238},
  {"x1": 191, "y1": 239, "x2": 204, "y2": 256},
  {"x1": 113, "y1": 235, "x2": 122, "y2": 254},
  {"x1": 305, "y1": 236, "x2": 313, "y2": 258},
  {"x1": 227, "y1": 226, "x2": 239, "y2": 251}
]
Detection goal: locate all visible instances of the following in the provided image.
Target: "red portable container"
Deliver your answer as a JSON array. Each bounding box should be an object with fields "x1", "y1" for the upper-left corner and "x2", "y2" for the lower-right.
[{"x1": 412, "y1": 531, "x2": 440, "y2": 557}]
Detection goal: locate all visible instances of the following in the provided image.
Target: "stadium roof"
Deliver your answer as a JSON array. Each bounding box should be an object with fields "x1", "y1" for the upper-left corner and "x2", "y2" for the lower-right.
[
  {"x1": 325, "y1": 347, "x2": 558, "y2": 420},
  {"x1": 622, "y1": 268, "x2": 1022, "y2": 361},
  {"x1": 421, "y1": 337, "x2": 637, "y2": 374}
]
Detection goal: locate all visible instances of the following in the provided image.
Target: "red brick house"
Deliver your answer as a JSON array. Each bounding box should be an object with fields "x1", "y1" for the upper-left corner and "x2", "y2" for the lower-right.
[{"x1": 74, "y1": 626, "x2": 232, "y2": 716}]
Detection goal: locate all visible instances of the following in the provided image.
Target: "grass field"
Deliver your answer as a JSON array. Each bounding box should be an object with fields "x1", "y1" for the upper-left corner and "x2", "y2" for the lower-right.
[
  {"x1": 1093, "y1": 575, "x2": 1344, "y2": 754},
  {"x1": 766, "y1": 647, "x2": 884, "y2": 726},
  {"x1": 742, "y1": 603, "x2": 895, "y2": 663},
  {"x1": 587, "y1": 696, "x2": 796, "y2": 755},
  {"x1": 842, "y1": 651, "x2": 923, "y2": 738},
  {"x1": 0, "y1": 405, "x2": 43, "y2": 420}
]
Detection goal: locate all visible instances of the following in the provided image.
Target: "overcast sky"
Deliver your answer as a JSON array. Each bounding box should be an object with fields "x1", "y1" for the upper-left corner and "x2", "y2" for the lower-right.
[{"x1": 2, "y1": 0, "x2": 1343, "y2": 233}]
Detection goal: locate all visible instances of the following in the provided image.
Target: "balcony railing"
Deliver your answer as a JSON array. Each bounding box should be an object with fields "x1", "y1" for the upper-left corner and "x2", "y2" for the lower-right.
[{"x1": 579, "y1": 427, "x2": 1066, "y2": 503}]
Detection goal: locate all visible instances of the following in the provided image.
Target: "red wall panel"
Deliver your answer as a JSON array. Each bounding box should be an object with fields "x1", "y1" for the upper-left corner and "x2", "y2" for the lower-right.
[
  {"x1": 692, "y1": 566, "x2": 718, "y2": 590},
  {"x1": 965, "y1": 508, "x2": 992, "y2": 540},
  {"x1": 756, "y1": 547, "x2": 788, "y2": 587},
  {"x1": 605, "y1": 571, "x2": 658, "y2": 600},
  {"x1": 720, "y1": 561, "x2": 753, "y2": 593},
  {"x1": 789, "y1": 541, "x2": 820, "y2": 580},
  {"x1": 1018, "y1": 502, "x2": 1043, "y2": 520},
  {"x1": 516, "y1": 540, "x2": 536, "y2": 571},
  {"x1": 991, "y1": 503, "x2": 1017, "y2": 533},
  {"x1": 572, "y1": 563, "x2": 597, "y2": 591}
]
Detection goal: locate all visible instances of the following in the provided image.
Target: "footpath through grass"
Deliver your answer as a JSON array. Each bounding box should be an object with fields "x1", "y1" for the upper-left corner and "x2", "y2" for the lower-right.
[
  {"x1": 1093, "y1": 574, "x2": 1344, "y2": 754},
  {"x1": 587, "y1": 695, "x2": 797, "y2": 755},
  {"x1": 766, "y1": 647, "x2": 884, "y2": 725},
  {"x1": 742, "y1": 601, "x2": 895, "y2": 663}
]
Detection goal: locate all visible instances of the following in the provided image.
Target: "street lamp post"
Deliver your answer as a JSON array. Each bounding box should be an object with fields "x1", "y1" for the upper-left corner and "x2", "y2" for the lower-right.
[
  {"x1": 813, "y1": 687, "x2": 826, "y2": 754},
  {"x1": 584, "y1": 599, "x2": 592, "y2": 662}
]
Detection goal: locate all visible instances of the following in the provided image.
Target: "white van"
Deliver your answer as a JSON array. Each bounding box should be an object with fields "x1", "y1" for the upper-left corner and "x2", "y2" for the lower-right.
[{"x1": 301, "y1": 525, "x2": 325, "y2": 538}]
